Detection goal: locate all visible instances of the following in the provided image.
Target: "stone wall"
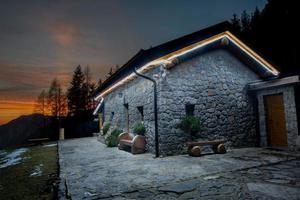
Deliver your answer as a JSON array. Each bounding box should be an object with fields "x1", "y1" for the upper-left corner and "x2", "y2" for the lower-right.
[
  {"x1": 103, "y1": 67, "x2": 162, "y2": 153},
  {"x1": 256, "y1": 86, "x2": 299, "y2": 150},
  {"x1": 102, "y1": 49, "x2": 261, "y2": 155},
  {"x1": 158, "y1": 49, "x2": 260, "y2": 155}
]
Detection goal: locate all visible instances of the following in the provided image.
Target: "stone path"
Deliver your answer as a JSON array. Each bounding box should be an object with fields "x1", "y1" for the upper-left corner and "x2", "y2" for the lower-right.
[{"x1": 58, "y1": 137, "x2": 300, "y2": 200}]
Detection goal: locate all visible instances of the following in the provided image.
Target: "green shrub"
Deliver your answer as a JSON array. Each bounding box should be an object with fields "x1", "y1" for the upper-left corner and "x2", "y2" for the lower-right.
[
  {"x1": 105, "y1": 135, "x2": 119, "y2": 147},
  {"x1": 102, "y1": 122, "x2": 110, "y2": 135},
  {"x1": 133, "y1": 122, "x2": 146, "y2": 136},
  {"x1": 111, "y1": 128, "x2": 123, "y2": 137},
  {"x1": 178, "y1": 116, "x2": 202, "y2": 136},
  {"x1": 105, "y1": 128, "x2": 122, "y2": 147}
]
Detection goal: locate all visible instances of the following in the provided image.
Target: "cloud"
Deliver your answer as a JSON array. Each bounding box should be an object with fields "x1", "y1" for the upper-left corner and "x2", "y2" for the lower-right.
[
  {"x1": 0, "y1": 60, "x2": 72, "y2": 101},
  {"x1": 48, "y1": 22, "x2": 82, "y2": 47}
]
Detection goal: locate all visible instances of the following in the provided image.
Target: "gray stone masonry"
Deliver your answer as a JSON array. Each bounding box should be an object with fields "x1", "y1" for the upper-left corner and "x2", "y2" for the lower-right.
[
  {"x1": 158, "y1": 49, "x2": 260, "y2": 155},
  {"x1": 103, "y1": 67, "x2": 161, "y2": 153},
  {"x1": 103, "y1": 49, "x2": 261, "y2": 155}
]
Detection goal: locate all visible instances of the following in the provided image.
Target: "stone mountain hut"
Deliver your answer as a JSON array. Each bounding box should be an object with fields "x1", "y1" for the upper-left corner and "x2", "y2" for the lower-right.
[{"x1": 93, "y1": 21, "x2": 300, "y2": 155}]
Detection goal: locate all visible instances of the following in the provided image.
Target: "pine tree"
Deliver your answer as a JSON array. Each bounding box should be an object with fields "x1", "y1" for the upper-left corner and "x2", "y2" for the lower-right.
[
  {"x1": 250, "y1": 8, "x2": 261, "y2": 32},
  {"x1": 230, "y1": 1, "x2": 298, "y2": 74},
  {"x1": 241, "y1": 10, "x2": 251, "y2": 33},
  {"x1": 231, "y1": 13, "x2": 241, "y2": 33},
  {"x1": 67, "y1": 65, "x2": 86, "y2": 116}
]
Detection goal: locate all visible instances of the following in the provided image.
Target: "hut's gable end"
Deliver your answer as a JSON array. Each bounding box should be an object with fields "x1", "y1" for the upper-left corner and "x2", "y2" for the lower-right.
[{"x1": 157, "y1": 49, "x2": 261, "y2": 154}]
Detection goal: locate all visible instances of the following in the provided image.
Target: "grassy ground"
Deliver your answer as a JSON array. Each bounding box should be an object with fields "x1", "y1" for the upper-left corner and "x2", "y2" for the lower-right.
[{"x1": 0, "y1": 143, "x2": 58, "y2": 200}]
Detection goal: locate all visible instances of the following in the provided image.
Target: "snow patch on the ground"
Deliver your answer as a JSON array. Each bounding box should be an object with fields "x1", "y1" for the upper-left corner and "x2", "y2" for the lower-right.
[
  {"x1": 43, "y1": 143, "x2": 57, "y2": 147},
  {"x1": 0, "y1": 148, "x2": 28, "y2": 169},
  {"x1": 0, "y1": 150, "x2": 6, "y2": 157},
  {"x1": 30, "y1": 164, "x2": 43, "y2": 177}
]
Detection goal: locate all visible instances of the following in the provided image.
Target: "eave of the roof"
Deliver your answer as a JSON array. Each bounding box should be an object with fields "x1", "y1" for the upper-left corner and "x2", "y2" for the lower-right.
[
  {"x1": 94, "y1": 21, "x2": 233, "y2": 96},
  {"x1": 94, "y1": 31, "x2": 279, "y2": 100}
]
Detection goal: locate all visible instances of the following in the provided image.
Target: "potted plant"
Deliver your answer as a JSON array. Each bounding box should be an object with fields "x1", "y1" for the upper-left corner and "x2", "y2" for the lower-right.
[
  {"x1": 105, "y1": 128, "x2": 122, "y2": 147},
  {"x1": 102, "y1": 122, "x2": 111, "y2": 135},
  {"x1": 178, "y1": 116, "x2": 202, "y2": 140},
  {"x1": 133, "y1": 122, "x2": 146, "y2": 136}
]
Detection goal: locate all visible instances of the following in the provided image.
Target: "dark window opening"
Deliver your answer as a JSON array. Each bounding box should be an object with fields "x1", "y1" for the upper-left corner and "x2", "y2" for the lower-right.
[
  {"x1": 124, "y1": 104, "x2": 129, "y2": 132},
  {"x1": 110, "y1": 111, "x2": 114, "y2": 122},
  {"x1": 137, "y1": 106, "x2": 144, "y2": 122},
  {"x1": 185, "y1": 104, "x2": 195, "y2": 116},
  {"x1": 102, "y1": 102, "x2": 105, "y2": 125},
  {"x1": 295, "y1": 85, "x2": 300, "y2": 135}
]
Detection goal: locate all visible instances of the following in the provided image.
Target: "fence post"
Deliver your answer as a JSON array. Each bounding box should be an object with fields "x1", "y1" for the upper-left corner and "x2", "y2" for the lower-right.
[{"x1": 59, "y1": 128, "x2": 65, "y2": 140}]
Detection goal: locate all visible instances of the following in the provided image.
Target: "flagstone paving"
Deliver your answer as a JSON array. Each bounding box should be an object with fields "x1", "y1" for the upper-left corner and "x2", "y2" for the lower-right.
[{"x1": 58, "y1": 137, "x2": 300, "y2": 199}]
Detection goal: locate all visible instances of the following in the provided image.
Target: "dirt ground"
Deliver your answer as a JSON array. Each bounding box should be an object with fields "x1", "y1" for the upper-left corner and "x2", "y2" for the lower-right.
[{"x1": 0, "y1": 142, "x2": 59, "y2": 200}]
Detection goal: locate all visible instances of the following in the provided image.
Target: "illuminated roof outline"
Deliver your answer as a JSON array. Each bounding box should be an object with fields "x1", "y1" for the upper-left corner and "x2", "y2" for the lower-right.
[{"x1": 94, "y1": 21, "x2": 279, "y2": 99}]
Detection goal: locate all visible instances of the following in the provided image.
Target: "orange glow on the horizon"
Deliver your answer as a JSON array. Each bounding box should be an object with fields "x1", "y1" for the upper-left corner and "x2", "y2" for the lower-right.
[{"x1": 0, "y1": 100, "x2": 35, "y2": 125}]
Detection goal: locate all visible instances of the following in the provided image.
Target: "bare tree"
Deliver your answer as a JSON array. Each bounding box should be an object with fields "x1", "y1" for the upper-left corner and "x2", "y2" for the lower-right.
[
  {"x1": 106, "y1": 67, "x2": 113, "y2": 78},
  {"x1": 48, "y1": 78, "x2": 67, "y2": 118},
  {"x1": 114, "y1": 64, "x2": 120, "y2": 72},
  {"x1": 83, "y1": 65, "x2": 96, "y2": 110},
  {"x1": 34, "y1": 90, "x2": 47, "y2": 115},
  {"x1": 98, "y1": 78, "x2": 103, "y2": 88}
]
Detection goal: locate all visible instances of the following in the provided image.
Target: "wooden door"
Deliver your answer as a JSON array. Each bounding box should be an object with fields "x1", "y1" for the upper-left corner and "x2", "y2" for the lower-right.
[{"x1": 264, "y1": 94, "x2": 288, "y2": 147}]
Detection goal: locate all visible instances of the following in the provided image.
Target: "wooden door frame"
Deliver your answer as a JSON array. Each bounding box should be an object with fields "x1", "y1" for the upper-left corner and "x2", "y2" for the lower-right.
[{"x1": 263, "y1": 93, "x2": 288, "y2": 148}]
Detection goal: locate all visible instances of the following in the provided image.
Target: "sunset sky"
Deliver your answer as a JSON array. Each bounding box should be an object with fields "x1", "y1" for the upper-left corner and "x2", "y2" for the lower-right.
[{"x1": 0, "y1": 0, "x2": 266, "y2": 125}]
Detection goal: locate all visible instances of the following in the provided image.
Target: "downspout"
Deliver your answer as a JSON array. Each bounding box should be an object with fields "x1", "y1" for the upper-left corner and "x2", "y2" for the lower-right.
[{"x1": 133, "y1": 68, "x2": 159, "y2": 158}]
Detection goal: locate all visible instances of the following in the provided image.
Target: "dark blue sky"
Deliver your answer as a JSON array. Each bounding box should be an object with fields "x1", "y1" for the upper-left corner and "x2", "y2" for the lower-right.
[{"x1": 0, "y1": 0, "x2": 266, "y2": 124}]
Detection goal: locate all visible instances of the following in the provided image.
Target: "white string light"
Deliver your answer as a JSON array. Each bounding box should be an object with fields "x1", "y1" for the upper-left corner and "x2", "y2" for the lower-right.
[{"x1": 95, "y1": 31, "x2": 279, "y2": 100}]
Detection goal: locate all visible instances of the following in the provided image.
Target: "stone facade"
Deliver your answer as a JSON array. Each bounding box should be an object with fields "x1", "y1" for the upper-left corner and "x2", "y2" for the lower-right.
[
  {"x1": 102, "y1": 49, "x2": 262, "y2": 155},
  {"x1": 256, "y1": 86, "x2": 299, "y2": 150},
  {"x1": 103, "y1": 67, "x2": 161, "y2": 152},
  {"x1": 158, "y1": 49, "x2": 260, "y2": 154}
]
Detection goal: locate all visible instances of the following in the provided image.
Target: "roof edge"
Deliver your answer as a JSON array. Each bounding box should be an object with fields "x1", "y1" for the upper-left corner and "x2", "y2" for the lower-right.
[{"x1": 94, "y1": 31, "x2": 280, "y2": 100}]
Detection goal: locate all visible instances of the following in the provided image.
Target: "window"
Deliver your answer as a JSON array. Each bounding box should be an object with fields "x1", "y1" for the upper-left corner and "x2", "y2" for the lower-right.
[
  {"x1": 137, "y1": 106, "x2": 144, "y2": 122},
  {"x1": 110, "y1": 111, "x2": 114, "y2": 121},
  {"x1": 295, "y1": 85, "x2": 300, "y2": 135},
  {"x1": 124, "y1": 104, "x2": 129, "y2": 132},
  {"x1": 101, "y1": 102, "x2": 105, "y2": 126},
  {"x1": 185, "y1": 104, "x2": 195, "y2": 116}
]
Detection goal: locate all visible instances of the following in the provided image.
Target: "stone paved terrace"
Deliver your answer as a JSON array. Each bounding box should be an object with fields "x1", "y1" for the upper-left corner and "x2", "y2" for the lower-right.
[{"x1": 58, "y1": 137, "x2": 300, "y2": 200}]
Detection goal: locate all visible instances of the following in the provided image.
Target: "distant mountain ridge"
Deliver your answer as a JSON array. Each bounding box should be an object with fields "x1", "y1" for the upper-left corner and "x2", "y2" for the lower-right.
[{"x1": 0, "y1": 114, "x2": 58, "y2": 149}]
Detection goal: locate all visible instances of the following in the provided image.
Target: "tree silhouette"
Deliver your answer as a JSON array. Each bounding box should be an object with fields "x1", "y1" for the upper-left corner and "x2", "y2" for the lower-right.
[
  {"x1": 67, "y1": 65, "x2": 86, "y2": 117},
  {"x1": 115, "y1": 64, "x2": 120, "y2": 72},
  {"x1": 34, "y1": 90, "x2": 47, "y2": 115},
  {"x1": 230, "y1": 13, "x2": 241, "y2": 32},
  {"x1": 48, "y1": 79, "x2": 67, "y2": 118},
  {"x1": 107, "y1": 67, "x2": 113, "y2": 78},
  {"x1": 83, "y1": 65, "x2": 96, "y2": 110},
  {"x1": 240, "y1": 10, "x2": 251, "y2": 33},
  {"x1": 230, "y1": 0, "x2": 299, "y2": 75},
  {"x1": 98, "y1": 78, "x2": 103, "y2": 88}
]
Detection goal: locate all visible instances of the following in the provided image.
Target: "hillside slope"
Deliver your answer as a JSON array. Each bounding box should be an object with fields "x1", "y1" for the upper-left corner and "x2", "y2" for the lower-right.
[{"x1": 0, "y1": 114, "x2": 58, "y2": 148}]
